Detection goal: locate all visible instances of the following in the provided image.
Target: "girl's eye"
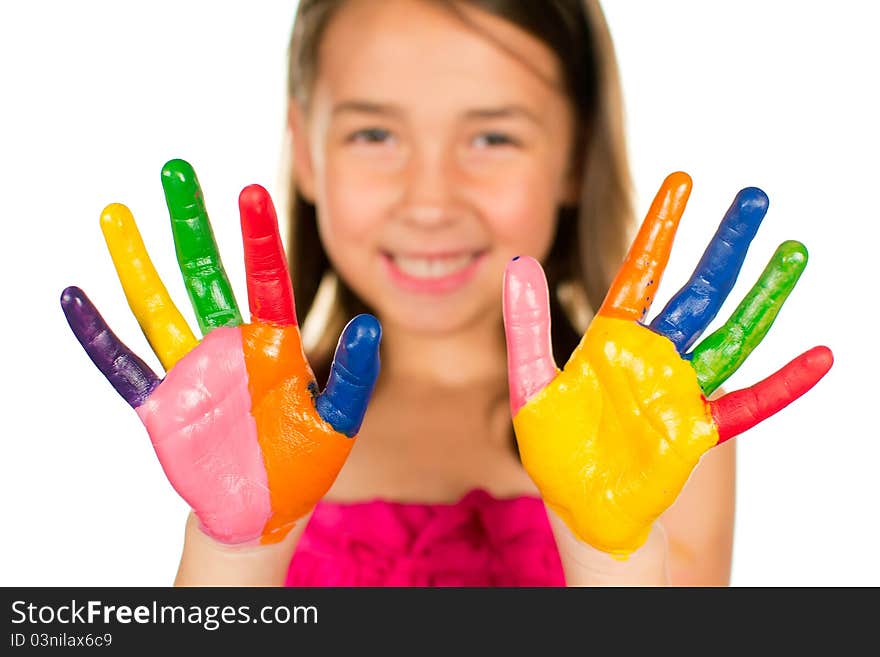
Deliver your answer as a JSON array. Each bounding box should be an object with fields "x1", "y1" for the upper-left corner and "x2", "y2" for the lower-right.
[
  {"x1": 472, "y1": 132, "x2": 517, "y2": 148},
  {"x1": 349, "y1": 128, "x2": 393, "y2": 144}
]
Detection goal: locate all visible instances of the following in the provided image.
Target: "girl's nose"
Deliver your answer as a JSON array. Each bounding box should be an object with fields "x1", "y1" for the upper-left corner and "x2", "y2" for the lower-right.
[{"x1": 397, "y1": 148, "x2": 460, "y2": 227}]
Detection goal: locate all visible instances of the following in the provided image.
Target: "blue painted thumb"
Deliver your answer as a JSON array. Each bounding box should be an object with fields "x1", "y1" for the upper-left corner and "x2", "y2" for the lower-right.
[{"x1": 316, "y1": 314, "x2": 382, "y2": 437}]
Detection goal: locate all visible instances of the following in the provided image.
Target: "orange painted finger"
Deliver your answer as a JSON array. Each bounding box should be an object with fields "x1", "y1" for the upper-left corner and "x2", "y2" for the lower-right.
[
  {"x1": 598, "y1": 171, "x2": 692, "y2": 322},
  {"x1": 241, "y1": 323, "x2": 353, "y2": 544}
]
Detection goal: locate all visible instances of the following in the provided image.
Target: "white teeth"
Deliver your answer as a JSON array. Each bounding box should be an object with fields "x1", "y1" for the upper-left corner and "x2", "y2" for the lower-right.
[{"x1": 392, "y1": 253, "x2": 475, "y2": 279}]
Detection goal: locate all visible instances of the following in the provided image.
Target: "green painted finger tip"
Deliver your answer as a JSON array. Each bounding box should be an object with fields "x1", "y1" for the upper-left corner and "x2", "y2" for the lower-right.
[
  {"x1": 776, "y1": 240, "x2": 808, "y2": 268},
  {"x1": 161, "y1": 159, "x2": 204, "y2": 219},
  {"x1": 161, "y1": 158, "x2": 199, "y2": 197},
  {"x1": 161, "y1": 158, "x2": 196, "y2": 181}
]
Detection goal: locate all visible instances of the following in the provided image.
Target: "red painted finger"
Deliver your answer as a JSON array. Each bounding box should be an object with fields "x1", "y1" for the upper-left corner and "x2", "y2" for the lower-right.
[
  {"x1": 240, "y1": 184, "x2": 297, "y2": 326},
  {"x1": 711, "y1": 345, "x2": 833, "y2": 444}
]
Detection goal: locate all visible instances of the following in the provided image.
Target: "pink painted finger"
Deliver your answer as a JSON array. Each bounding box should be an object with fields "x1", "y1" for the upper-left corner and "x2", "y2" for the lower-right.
[
  {"x1": 240, "y1": 184, "x2": 298, "y2": 326},
  {"x1": 503, "y1": 256, "x2": 558, "y2": 416},
  {"x1": 711, "y1": 345, "x2": 833, "y2": 444}
]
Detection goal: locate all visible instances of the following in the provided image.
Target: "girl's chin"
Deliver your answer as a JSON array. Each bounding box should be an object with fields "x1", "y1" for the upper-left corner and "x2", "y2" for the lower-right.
[{"x1": 375, "y1": 298, "x2": 500, "y2": 336}]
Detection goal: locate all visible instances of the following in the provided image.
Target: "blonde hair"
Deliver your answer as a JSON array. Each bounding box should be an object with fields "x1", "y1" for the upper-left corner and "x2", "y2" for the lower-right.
[{"x1": 282, "y1": 0, "x2": 634, "y2": 382}]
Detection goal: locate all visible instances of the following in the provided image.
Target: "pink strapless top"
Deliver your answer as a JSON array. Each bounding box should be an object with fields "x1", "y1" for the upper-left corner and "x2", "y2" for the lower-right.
[{"x1": 285, "y1": 489, "x2": 565, "y2": 586}]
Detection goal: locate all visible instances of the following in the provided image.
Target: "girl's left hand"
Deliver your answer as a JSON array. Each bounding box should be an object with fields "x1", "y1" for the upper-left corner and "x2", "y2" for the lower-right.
[
  {"x1": 503, "y1": 172, "x2": 832, "y2": 558},
  {"x1": 61, "y1": 160, "x2": 381, "y2": 546}
]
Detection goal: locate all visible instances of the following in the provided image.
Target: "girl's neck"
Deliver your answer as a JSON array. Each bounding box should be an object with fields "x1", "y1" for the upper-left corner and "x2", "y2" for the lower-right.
[{"x1": 377, "y1": 313, "x2": 509, "y2": 391}]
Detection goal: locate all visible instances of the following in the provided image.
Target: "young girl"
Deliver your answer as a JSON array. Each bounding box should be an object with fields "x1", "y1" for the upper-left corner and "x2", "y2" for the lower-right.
[{"x1": 60, "y1": 0, "x2": 831, "y2": 586}]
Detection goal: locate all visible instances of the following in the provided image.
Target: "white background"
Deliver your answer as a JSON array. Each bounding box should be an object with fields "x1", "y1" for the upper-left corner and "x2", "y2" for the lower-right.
[{"x1": 1, "y1": 1, "x2": 877, "y2": 586}]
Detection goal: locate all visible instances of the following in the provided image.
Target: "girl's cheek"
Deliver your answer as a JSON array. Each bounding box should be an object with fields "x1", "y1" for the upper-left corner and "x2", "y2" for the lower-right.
[
  {"x1": 469, "y1": 169, "x2": 560, "y2": 254},
  {"x1": 322, "y1": 160, "x2": 398, "y2": 241}
]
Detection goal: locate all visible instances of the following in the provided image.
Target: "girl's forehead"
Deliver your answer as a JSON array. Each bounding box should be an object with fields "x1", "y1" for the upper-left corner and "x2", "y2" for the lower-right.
[{"x1": 314, "y1": 0, "x2": 563, "y2": 104}]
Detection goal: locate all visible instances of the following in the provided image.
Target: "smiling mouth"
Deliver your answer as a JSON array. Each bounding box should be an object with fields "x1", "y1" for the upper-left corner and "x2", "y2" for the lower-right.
[
  {"x1": 380, "y1": 249, "x2": 488, "y2": 295},
  {"x1": 382, "y1": 251, "x2": 485, "y2": 279}
]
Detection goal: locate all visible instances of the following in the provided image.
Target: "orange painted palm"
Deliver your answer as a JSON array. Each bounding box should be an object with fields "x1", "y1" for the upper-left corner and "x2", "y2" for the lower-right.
[{"x1": 503, "y1": 172, "x2": 832, "y2": 557}]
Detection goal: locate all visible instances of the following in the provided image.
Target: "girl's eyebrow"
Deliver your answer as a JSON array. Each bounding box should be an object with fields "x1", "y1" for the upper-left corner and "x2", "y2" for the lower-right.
[
  {"x1": 332, "y1": 100, "x2": 404, "y2": 118},
  {"x1": 331, "y1": 100, "x2": 542, "y2": 126},
  {"x1": 463, "y1": 105, "x2": 542, "y2": 126}
]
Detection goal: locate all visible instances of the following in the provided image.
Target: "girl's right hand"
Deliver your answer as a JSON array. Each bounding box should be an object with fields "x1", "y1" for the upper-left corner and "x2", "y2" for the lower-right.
[
  {"x1": 503, "y1": 172, "x2": 832, "y2": 560},
  {"x1": 61, "y1": 159, "x2": 381, "y2": 547}
]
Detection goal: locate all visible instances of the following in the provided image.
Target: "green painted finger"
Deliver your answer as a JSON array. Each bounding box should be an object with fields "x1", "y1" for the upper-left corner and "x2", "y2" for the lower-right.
[
  {"x1": 690, "y1": 240, "x2": 808, "y2": 396},
  {"x1": 161, "y1": 159, "x2": 242, "y2": 334}
]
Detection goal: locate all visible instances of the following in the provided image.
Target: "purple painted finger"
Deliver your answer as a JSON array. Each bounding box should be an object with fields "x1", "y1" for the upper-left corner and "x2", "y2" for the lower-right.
[
  {"x1": 60, "y1": 286, "x2": 160, "y2": 408},
  {"x1": 503, "y1": 256, "x2": 559, "y2": 416}
]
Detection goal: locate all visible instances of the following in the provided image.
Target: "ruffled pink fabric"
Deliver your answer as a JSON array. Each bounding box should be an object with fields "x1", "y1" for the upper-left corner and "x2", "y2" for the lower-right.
[{"x1": 285, "y1": 489, "x2": 564, "y2": 586}]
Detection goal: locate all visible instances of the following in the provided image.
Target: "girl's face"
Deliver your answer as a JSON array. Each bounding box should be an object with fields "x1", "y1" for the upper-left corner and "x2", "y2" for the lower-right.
[{"x1": 292, "y1": 0, "x2": 576, "y2": 336}]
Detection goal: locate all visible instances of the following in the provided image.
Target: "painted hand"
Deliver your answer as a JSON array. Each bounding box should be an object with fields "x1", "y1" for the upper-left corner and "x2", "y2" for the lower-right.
[
  {"x1": 504, "y1": 172, "x2": 832, "y2": 557},
  {"x1": 61, "y1": 160, "x2": 381, "y2": 545}
]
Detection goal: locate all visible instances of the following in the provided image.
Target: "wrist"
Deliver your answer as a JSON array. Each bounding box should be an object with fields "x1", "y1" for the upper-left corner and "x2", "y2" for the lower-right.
[
  {"x1": 546, "y1": 507, "x2": 670, "y2": 586},
  {"x1": 174, "y1": 511, "x2": 308, "y2": 586}
]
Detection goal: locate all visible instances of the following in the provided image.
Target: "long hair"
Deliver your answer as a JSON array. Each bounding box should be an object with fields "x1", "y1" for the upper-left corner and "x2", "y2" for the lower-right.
[{"x1": 282, "y1": 0, "x2": 634, "y2": 386}]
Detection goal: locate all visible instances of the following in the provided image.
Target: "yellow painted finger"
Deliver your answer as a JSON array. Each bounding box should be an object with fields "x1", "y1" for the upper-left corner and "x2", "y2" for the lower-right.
[{"x1": 100, "y1": 203, "x2": 198, "y2": 370}]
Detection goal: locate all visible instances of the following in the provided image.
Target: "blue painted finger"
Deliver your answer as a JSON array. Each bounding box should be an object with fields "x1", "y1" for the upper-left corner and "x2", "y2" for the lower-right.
[
  {"x1": 316, "y1": 314, "x2": 382, "y2": 437},
  {"x1": 60, "y1": 286, "x2": 161, "y2": 408},
  {"x1": 650, "y1": 187, "x2": 769, "y2": 352}
]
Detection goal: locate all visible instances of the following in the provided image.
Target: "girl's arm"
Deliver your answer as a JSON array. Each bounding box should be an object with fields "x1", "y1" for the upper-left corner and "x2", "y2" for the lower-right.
[
  {"x1": 660, "y1": 384, "x2": 736, "y2": 586},
  {"x1": 175, "y1": 511, "x2": 310, "y2": 587},
  {"x1": 548, "y1": 511, "x2": 670, "y2": 586},
  {"x1": 660, "y1": 438, "x2": 735, "y2": 586}
]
